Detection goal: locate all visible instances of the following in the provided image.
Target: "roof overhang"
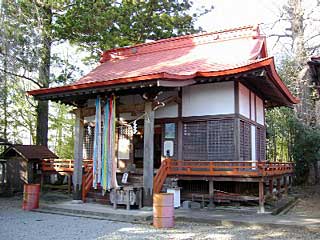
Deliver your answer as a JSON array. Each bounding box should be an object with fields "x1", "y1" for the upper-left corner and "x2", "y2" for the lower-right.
[{"x1": 28, "y1": 57, "x2": 298, "y2": 107}]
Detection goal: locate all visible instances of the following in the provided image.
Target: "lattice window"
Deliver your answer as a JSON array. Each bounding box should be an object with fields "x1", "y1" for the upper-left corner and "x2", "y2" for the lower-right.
[
  {"x1": 83, "y1": 125, "x2": 94, "y2": 160},
  {"x1": 208, "y1": 119, "x2": 234, "y2": 160},
  {"x1": 260, "y1": 128, "x2": 266, "y2": 160},
  {"x1": 240, "y1": 120, "x2": 250, "y2": 160},
  {"x1": 256, "y1": 127, "x2": 261, "y2": 161},
  {"x1": 183, "y1": 122, "x2": 207, "y2": 160},
  {"x1": 183, "y1": 119, "x2": 235, "y2": 161},
  {"x1": 255, "y1": 127, "x2": 266, "y2": 161}
]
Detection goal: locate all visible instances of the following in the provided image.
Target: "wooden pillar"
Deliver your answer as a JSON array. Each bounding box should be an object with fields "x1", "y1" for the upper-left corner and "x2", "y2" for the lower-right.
[
  {"x1": 40, "y1": 173, "x2": 44, "y2": 192},
  {"x1": 143, "y1": 101, "x2": 155, "y2": 206},
  {"x1": 68, "y1": 174, "x2": 72, "y2": 195},
  {"x1": 258, "y1": 180, "x2": 265, "y2": 213},
  {"x1": 234, "y1": 81, "x2": 240, "y2": 161},
  {"x1": 177, "y1": 89, "x2": 183, "y2": 160},
  {"x1": 288, "y1": 175, "x2": 292, "y2": 189},
  {"x1": 269, "y1": 178, "x2": 273, "y2": 196},
  {"x1": 208, "y1": 180, "x2": 215, "y2": 208},
  {"x1": 276, "y1": 178, "x2": 281, "y2": 198},
  {"x1": 284, "y1": 176, "x2": 288, "y2": 195},
  {"x1": 73, "y1": 108, "x2": 84, "y2": 201}
]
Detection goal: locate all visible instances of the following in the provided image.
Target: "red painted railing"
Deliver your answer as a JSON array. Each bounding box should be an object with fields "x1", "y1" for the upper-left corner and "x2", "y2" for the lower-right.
[
  {"x1": 42, "y1": 159, "x2": 93, "y2": 202},
  {"x1": 153, "y1": 159, "x2": 170, "y2": 194},
  {"x1": 42, "y1": 159, "x2": 93, "y2": 172},
  {"x1": 82, "y1": 162, "x2": 93, "y2": 202},
  {"x1": 153, "y1": 159, "x2": 294, "y2": 193}
]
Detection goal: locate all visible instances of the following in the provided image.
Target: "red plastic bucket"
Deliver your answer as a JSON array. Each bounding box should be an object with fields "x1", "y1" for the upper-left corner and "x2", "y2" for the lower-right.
[{"x1": 22, "y1": 184, "x2": 40, "y2": 211}]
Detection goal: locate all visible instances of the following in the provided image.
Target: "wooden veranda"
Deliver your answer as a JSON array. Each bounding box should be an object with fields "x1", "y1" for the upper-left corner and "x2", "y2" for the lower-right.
[{"x1": 41, "y1": 158, "x2": 294, "y2": 211}]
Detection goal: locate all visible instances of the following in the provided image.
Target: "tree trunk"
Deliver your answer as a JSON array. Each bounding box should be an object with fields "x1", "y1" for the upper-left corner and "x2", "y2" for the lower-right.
[
  {"x1": 3, "y1": 43, "x2": 8, "y2": 140},
  {"x1": 36, "y1": 6, "x2": 52, "y2": 146},
  {"x1": 286, "y1": 0, "x2": 314, "y2": 125}
]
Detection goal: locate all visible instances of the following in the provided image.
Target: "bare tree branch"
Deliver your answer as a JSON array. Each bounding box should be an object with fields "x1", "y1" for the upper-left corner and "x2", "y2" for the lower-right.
[
  {"x1": 307, "y1": 43, "x2": 320, "y2": 54},
  {"x1": 306, "y1": 33, "x2": 320, "y2": 43},
  {"x1": 268, "y1": 33, "x2": 292, "y2": 38},
  {"x1": 0, "y1": 68, "x2": 42, "y2": 88}
]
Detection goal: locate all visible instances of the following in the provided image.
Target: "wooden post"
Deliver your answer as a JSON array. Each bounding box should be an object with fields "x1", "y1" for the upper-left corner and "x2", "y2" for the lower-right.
[
  {"x1": 177, "y1": 89, "x2": 183, "y2": 160},
  {"x1": 143, "y1": 101, "x2": 155, "y2": 206},
  {"x1": 68, "y1": 174, "x2": 71, "y2": 195},
  {"x1": 208, "y1": 180, "x2": 215, "y2": 208},
  {"x1": 269, "y1": 178, "x2": 273, "y2": 196},
  {"x1": 284, "y1": 176, "x2": 288, "y2": 195},
  {"x1": 73, "y1": 108, "x2": 84, "y2": 201},
  {"x1": 126, "y1": 189, "x2": 130, "y2": 210},
  {"x1": 288, "y1": 175, "x2": 292, "y2": 190},
  {"x1": 276, "y1": 178, "x2": 281, "y2": 198},
  {"x1": 40, "y1": 173, "x2": 44, "y2": 192},
  {"x1": 258, "y1": 180, "x2": 265, "y2": 213},
  {"x1": 234, "y1": 81, "x2": 240, "y2": 161}
]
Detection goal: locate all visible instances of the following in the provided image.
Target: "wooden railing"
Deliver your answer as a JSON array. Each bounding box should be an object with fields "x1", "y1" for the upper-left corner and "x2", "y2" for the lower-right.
[
  {"x1": 153, "y1": 159, "x2": 170, "y2": 194},
  {"x1": 82, "y1": 162, "x2": 94, "y2": 202},
  {"x1": 42, "y1": 159, "x2": 93, "y2": 172},
  {"x1": 168, "y1": 160, "x2": 294, "y2": 177},
  {"x1": 153, "y1": 159, "x2": 294, "y2": 193},
  {"x1": 41, "y1": 159, "x2": 94, "y2": 202}
]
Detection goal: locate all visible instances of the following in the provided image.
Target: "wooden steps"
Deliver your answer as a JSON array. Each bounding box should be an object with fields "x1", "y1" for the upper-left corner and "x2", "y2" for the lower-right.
[{"x1": 85, "y1": 187, "x2": 111, "y2": 205}]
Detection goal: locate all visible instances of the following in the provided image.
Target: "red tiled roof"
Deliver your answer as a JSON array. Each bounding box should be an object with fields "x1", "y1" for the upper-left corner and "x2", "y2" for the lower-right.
[
  {"x1": 28, "y1": 25, "x2": 298, "y2": 105},
  {"x1": 2, "y1": 145, "x2": 58, "y2": 160}
]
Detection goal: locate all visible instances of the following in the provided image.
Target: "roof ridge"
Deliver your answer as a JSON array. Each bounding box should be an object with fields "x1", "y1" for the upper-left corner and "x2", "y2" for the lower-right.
[{"x1": 100, "y1": 25, "x2": 261, "y2": 63}]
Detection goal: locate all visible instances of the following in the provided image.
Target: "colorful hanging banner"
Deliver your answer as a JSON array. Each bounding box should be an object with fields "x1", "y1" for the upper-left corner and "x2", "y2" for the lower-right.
[
  {"x1": 92, "y1": 96, "x2": 101, "y2": 189},
  {"x1": 101, "y1": 95, "x2": 118, "y2": 191},
  {"x1": 101, "y1": 98, "x2": 109, "y2": 191}
]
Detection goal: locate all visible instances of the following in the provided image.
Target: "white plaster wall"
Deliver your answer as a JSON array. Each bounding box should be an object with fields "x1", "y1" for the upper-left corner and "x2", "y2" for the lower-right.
[
  {"x1": 239, "y1": 83, "x2": 250, "y2": 118},
  {"x1": 84, "y1": 115, "x2": 95, "y2": 123},
  {"x1": 155, "y1": 91, "x2": 178, "y2": 119},
  {"x1": 119, "y1": 94, "x2": 144, "y2": 105},
  {"x1": 250, "y1": 92, "x2": 256, "y2": 121},
  {"x1": 182, "y1": 82, "x2": 235, "y2": 117},
  {"x1": 155, "y1": 103, "x2": 178, "y2": 119},
  {"x1": 256, "y1": 96, "x2": 264, "y2": 125}
]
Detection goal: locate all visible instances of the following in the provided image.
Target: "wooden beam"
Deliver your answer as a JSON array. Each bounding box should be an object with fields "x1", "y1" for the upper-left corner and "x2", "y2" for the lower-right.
[
  {"x1": 143, "y1": 101, "x2": 155, "y2": 206},
  {"x1": 73, "y1": 108, "x2": 84, "y2": 201}
]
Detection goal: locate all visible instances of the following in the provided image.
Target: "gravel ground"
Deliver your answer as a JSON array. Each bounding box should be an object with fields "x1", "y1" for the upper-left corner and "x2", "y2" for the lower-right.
[{"x1": 1, "y1": 196, "x2": 320, "y2": 240}]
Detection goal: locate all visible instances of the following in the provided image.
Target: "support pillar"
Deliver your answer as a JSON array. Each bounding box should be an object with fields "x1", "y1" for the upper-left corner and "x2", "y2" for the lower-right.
[
  {"x1": 208, "y1": 180, "x2": 215, "y2": 209},
  {"x1": 269, "y1": 178, "x2": 273, "y2": 196},
  {"x1": 68, "y1": 174, "x2": 72, "y2": 195},
  {"x1": 284, "y1": 176, "x2": 288, "y2": 195},
  {"x1": 73, "y1": 108, "x2": 84, "y2": 201},
  {"x1": 258, "y1": 180, "x2": 265, "y2": 213},
  {"x1": 143, "y1": 101, "x2": 155, "y2": 206},
  {"x1": 288, "y1": 175, "x2": 292, "y2": 190},
  {"x1": 177, "y1": 89, "x2": 183, "y2": 161},
  {"x1": 234, "y1": 81, "x2": 240, "y2": 161},
  {"x1": 276, "y1": 178, "x2": 281, "y2": 198}
]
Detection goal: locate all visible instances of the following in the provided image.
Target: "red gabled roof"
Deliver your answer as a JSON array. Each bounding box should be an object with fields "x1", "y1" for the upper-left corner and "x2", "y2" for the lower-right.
[{"x1": 28, "y1": 25, "x2": 298, "y2": 105}]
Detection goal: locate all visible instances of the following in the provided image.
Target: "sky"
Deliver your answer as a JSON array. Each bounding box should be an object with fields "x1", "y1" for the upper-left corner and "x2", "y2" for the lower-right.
[
  {"x1": 194, "y1": 0, "x2": 283, "y2": 31},
  {"x1": 68, "y1": 0, "x2": 288, "y2": 77}
]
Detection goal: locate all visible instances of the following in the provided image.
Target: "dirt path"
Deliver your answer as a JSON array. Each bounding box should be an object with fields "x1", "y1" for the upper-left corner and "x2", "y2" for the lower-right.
[{"x1": 287, "y1": 184, "x2": 320, "y2": 218}]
